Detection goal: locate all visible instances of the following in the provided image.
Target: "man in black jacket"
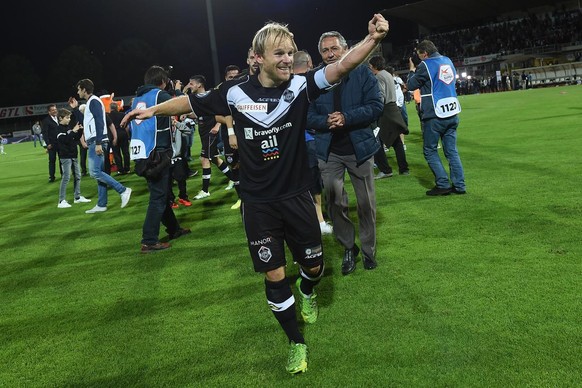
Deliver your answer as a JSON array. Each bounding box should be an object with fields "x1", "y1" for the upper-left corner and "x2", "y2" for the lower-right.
[{"x1": 41, "y1": 104, "x2": 61, "y2": 182}]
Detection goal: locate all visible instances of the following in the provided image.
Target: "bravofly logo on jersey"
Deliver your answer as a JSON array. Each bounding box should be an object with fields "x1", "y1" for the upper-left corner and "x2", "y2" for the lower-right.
[{"x1": 261, "y1": 135, "x2": 279, "y2": 161}]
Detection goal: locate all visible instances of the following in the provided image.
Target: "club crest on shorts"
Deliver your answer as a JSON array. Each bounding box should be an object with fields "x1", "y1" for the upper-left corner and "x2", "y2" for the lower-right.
[{"x1": 258, "y1": 246, "x2": 272, "y2": 263}]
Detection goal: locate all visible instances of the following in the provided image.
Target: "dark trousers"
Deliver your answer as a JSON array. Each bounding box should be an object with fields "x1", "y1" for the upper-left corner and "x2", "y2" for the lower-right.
[
  {"x1": 79, "y1": 145, "x2": 88, "y2": 174},
  {"x1": 113, "y1": 132, "x2": 130, "y2": 173},
  {"x1": 142, "y1": 165, "x2": 180, "y2": 245},
  {"x1": 102, "y1": 142, "x2": 112, "y2": 175},
  {"x1": 48, "y1": 146, "x2": 61, "y2": 179}
]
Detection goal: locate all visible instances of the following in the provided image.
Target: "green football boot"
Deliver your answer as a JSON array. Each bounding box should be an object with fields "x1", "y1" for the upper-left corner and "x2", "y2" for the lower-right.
[
  {"x1": 295, "y1": 277, "x2": 318, "y2": 324},
  {"x1": 286, "y1": 341, "x2": 308, "y2": 374}
]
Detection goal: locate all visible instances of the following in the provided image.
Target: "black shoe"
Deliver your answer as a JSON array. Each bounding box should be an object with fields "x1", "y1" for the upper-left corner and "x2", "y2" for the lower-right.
[
  {"x1": 342, "y1": 244, "x2": 359, "y2": 275},
  {"x1": 363, "y1": 255, "x2": 378, "y2": 270},
  {"x1": 167, "y1": 227, "x2": 191, "y2": 240},
  {"x1": 452, "y1": 187, "x2": 467, "y2": 195},
  {"x1": 400, "y1": 170, "x2": 410, "y2": 176},
  {"x1": 48, "y1": 177, "x2": 55, "y2": 183},
  {"x1": 426, "y1": 186, "x2": 451, "y2": 196}
]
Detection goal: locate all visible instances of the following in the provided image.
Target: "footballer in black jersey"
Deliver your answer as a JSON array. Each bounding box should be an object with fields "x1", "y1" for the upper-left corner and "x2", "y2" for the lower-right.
[{"x1": 121, "y1": 14, "x2": 390, "y2": 374}]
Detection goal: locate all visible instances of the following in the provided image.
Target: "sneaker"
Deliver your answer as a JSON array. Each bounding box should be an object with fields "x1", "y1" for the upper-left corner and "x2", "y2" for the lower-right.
[
  {"x1": 400, "y1": 170, "x2": 410, "y2": 176},
  {"x1": 74, "y1": 196, "x2": 91, "y2": 203},
  {"x1": 141, "y1": 242, "x2": 171, "y2": 253},
  {"x1": 295, "y1": 278, "x2": 318, "y2": 324},
  {"x1": 230, "y1": 199, "x2": 241, "y2": 210},
  {"x1": 224, "y1": 180, "x2": 235, "y2": 190},
  {"x1": 57, "y1": 200, "x2": 72, "y2": 208},
  {"x1": 171, "y1": 202, "x2": 179, "y2": 209},
  {"x1": 178, "y1": 198, "x2": 192, "y2": 207},
  {"x1": 194, "y1": 190, "x2": 210, "y2": 200},
  {"x1": 452, "y1": 187, "x2": 467, "y2": 195},
  {"x1": 286, "y1": 342, "x2": 308, "y2": 374},
  {"x1": 374, "y1": 171, "x2": 393, "y2": 180},
  {"x1": 426, "y1": 186, "x2": 452, "y2": 196},
  {"x1": 85, "y1": 205, "x2": 107, "y2": 214},
  {"x1": 319, "y1": 221, "x2": 333, "y2": 235},
  {"x1": 120, "y1": 187, "x2": 132, "y2": 208}
]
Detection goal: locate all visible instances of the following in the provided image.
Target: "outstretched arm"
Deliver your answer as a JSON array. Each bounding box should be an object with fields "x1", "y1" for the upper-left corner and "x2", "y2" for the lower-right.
[
  {"x1": 324, "y1": 14, "x2": 389, "y2": 84},
  {"x1": 121, "y1": 95, "x2": 192, "y2": 127}
]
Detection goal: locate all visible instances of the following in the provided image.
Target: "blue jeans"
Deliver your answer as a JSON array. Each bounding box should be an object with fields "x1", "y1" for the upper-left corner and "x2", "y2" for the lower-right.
[
  {"x1": 88, "y1": 140, "x2": 126, "y2": 207},
  {"x1": 422, "y1": 115, "x2": 465, "y2": 190},
  {"x1": 59, "y1": 158, "x2": 81, "y2": 201}
]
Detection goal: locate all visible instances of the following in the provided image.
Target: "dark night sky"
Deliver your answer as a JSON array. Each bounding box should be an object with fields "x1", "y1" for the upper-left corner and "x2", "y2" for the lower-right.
[{"x1": 2, "y1": 0, "x2": 417, "y2": 103}]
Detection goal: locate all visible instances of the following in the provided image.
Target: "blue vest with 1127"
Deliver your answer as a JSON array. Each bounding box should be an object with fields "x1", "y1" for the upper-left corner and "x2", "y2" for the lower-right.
[
  {"x1": 130, "y1": 89, "x2": 160, "y2": 160},
  {"x1": 423, "y1": 56, "x2": 461, "y2": 118}
]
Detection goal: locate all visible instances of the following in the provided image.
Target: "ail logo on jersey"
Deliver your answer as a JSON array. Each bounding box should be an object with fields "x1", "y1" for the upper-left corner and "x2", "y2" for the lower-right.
[
  {"x1": 438, "y1": 64, "x2": 455, "y2": 85},
  {"x1": 283, "y1": 89, "x2": 294, "y2": 103},
  {"x1": 258, "y1": 246, "x2": 272, "y2": 263},
  {"x1": 236, "y1": 103, "x2": 268, "y2": 113},
  {"x1": 261, "y1": 135, "x2": 279, "y2": 161}
]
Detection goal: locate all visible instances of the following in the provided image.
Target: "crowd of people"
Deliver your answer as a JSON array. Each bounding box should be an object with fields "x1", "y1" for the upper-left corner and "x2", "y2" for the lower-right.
[{"x1": 36, "y1": 13, "x2": 467, "y2": 375}]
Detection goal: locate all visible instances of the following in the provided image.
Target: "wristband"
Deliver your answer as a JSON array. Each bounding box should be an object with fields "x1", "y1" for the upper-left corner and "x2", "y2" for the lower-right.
[{"x1": 227, "y1": 127, "x2": 235, "y2": 136}]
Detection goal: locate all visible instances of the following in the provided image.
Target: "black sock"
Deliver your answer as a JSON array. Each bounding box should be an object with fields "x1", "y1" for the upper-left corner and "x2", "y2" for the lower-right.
[
  {"x1": 202, "y1": 168, "x2": 211, "y2": 192},
  {"x1": 218, "y1": 162, "x2": 234, "y2": 181},
  {"x1": 265, "y1": 278, "x2": 304, "y2": 344}
]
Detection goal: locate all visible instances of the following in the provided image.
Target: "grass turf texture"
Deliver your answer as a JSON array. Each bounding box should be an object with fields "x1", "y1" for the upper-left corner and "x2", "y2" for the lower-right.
[{"x1": 1, "y1": 85, "x2": 581, "y2": 386}]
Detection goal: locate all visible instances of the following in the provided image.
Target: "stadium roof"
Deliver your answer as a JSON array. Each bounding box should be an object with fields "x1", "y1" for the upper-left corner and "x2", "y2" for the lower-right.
[{"x1": 383, "y1": 0, "x2": 563, "y2": 30}]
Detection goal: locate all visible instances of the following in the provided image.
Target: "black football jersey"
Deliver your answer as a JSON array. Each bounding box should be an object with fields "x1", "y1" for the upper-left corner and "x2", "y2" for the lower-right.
[{"x1": 187, "y1": 71, "x2": 328, "y2": 203}]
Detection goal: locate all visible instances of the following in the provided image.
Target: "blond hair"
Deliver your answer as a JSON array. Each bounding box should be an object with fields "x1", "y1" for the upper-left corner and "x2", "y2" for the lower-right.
[{"x1": 252, "y1": 22, "x2": 297, "y2": 56}]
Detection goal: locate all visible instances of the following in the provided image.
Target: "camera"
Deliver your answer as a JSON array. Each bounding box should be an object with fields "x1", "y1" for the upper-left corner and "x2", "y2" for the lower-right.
[
  {"x1": 410, "y1": 39, "x2": 421, "y2": 66},
  {"x1": 164, "y1": 65, "x2": 176, "y2": 92}
]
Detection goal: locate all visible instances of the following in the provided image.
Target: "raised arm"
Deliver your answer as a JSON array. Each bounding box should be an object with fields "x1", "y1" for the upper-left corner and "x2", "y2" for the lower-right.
[
  {"x1": 324, "y1": 14, "x2": 389, "y2": 84},
  {"x1": 120, "y1": 95, "x2": 192, "y2": 128}
]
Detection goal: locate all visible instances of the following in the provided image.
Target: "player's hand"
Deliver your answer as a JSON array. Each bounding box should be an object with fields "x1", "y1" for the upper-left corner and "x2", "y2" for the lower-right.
[
  {"x1": 369, "y1": 13, "x2": 389, "y2": 41},
  {"x1": 68, "y1": 97, "x2": 78, "y2": 109},
  {"x1": 120, "y1": 109, "x2": 151, "y2": 128},
  {"x1": 95, "y1": 144, "x2": 103, "y2": 155},
  {"x1": 210, "y1": 122, "x2": 220, "y2": 135},
  {"x1": 229, "y1": 134, "x2": 238, "y2": 150}
]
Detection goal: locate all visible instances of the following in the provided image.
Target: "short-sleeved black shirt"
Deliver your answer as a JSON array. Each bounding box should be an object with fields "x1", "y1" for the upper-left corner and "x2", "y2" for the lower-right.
[{"x1": 187, "y1": 71, "x2": 327, "y2": 203}]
